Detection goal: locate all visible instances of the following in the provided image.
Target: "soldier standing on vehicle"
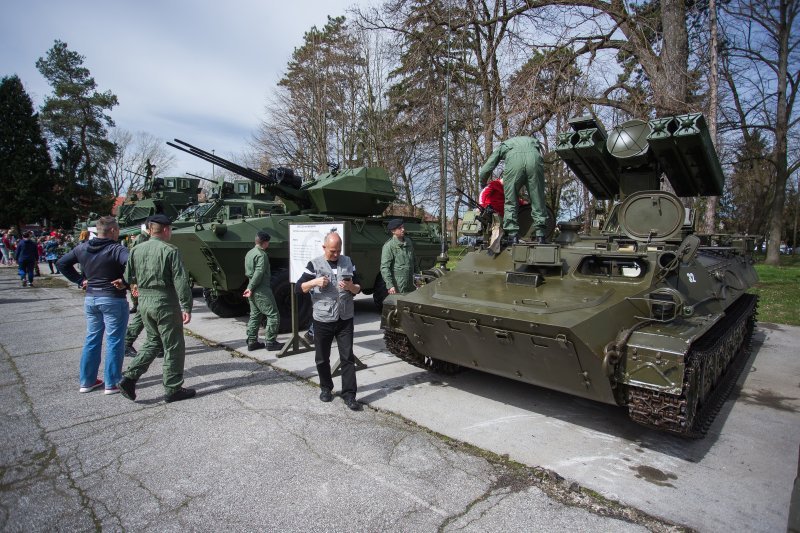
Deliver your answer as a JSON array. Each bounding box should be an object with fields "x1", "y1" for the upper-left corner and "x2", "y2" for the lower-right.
[
  {"x1": 478, "y1": 136, "x2": 547, "y2": 244},
  {"x1": 380, "y1": 218, "x2": 416, "y2": 295},
  {"x1": 243, "y1": 231, "x2": 283, "y2": 351},
  {"x1": 117, "y1": 214, "x2": 195, "y2": 403}
]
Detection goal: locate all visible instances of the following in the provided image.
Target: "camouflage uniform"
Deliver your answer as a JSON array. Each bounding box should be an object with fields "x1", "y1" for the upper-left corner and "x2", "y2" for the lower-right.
[
  {"x1": 380, "y1": 236, "x2": 416, "y2": 294},
  {"x1": 122, "y1": 237, "x2": 192, "y2": 394},
  {"x1": 125, "y1": 231, "x2": 150, "y2": 349},
  {"x1": 244, "y1": 245, "x2": 278, "y2": 345},
  {"x1": 478, "y1": 136, "x2": 546, "y2": 237}
]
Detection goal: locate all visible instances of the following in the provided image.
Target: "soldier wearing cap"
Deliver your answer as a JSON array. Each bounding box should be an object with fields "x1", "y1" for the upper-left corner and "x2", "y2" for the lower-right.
[
  {"x1": 117, "y1": 213, "x2": 195, "y2": 403},
  {"x1": 380, "y1": 218, "x2": 416, "y2": 296},
  {"x1": 243, "y1": 231, "x2": 283, "y2": 351}
]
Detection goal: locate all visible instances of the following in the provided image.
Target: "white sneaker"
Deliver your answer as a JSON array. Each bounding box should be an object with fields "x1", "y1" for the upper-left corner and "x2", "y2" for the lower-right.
[{"x1": 79, "y1": 379, "x2": 104, "y2": 393}]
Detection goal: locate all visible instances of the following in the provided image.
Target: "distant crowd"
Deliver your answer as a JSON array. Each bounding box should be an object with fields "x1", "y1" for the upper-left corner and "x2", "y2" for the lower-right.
[{"x1": 0, "y1": 227, "x2": 87, "y2": 276}]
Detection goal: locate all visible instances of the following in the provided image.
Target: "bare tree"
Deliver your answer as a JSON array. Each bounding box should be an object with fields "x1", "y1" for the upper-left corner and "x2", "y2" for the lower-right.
[
  {"x1": 719, "y1": 0, "x2": 800, "y2": 265},
  {"x1": 702, "y1": 0, "x2": 721, "y2": 234},
  {"x1": 105, "y1": 128, "x2": 176, "y2": 197},
  {"x1": 255, "y1": 16, "x2": 368, "y2": 178}
]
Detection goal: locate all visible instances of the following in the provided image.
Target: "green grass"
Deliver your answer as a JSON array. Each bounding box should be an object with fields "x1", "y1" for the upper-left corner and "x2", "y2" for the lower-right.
[
  {"x1": 445, "y1": 245, "x2": 470, "y2": 269},
  {"x1": 750, "y1": 254, "x2": 800, "y2": 326},
  {"x1": 443, "y1": 245, "x2": 799, "y2": 326}
]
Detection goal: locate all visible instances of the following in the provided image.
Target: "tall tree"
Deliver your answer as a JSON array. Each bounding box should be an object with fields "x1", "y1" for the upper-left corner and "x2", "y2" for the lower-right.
[
  {"x1": 256, "y1": 17, "x2": 366, "y2": 178},
  {"x1": 719, "y1": 133, "x2": 774, "y2": 236},
  {"x1": 719, "y1": 0, "x2": 800, "y2": 265},
  {"x1": 36, "y1": 40, "x2": 118, "y2": 217},
  {"x1": 702, "y1": 0, "x2": 721, "y2": 234},
  {"x1": 0, "y1": 75, "x2": 54, "y2": 228}
]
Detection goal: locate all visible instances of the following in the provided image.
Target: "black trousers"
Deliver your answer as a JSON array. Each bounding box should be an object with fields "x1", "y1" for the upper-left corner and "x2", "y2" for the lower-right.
[{"x1": 314, "y1": 317, "x2": 356, "y2": 398}]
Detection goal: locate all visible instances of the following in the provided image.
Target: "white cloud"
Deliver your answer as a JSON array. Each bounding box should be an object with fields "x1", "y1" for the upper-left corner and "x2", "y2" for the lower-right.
[{"x1": 1, "y1": 0, "x2": 358, "y2": 173}]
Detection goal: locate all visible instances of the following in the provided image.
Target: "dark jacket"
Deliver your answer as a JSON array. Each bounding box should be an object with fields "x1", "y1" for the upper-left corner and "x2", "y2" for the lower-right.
[
  {"x1": 57, "y1": 238, "x2": 129, "y2": 298},
  {"x1": 14, "y1": 239, "x2": 38, "y2": 264}
]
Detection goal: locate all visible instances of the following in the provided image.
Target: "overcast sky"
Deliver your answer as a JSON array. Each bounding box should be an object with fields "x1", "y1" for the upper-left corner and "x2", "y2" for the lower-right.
[{"x1": 1, "y1": 0, "x2": 359, "y2": 176}]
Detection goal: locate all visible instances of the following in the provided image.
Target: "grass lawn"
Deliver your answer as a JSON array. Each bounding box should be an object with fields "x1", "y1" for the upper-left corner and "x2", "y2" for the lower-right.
[
  {"x1": 750, "y1": 254, "x2": 800, "y2": 326},
  {"x1": 442, "y1": 247, "x2": 799, "y2": 326}
]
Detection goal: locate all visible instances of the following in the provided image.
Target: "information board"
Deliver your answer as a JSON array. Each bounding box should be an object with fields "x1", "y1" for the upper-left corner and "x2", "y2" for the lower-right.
[{"x1": 288, "y1": 222, "x2": 346, "y2": 283}]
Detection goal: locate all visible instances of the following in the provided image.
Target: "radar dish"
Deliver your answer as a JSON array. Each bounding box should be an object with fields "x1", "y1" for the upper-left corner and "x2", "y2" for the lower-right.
[{"x1": 607, "y1": 119, "x2": 651, "y2": 162}]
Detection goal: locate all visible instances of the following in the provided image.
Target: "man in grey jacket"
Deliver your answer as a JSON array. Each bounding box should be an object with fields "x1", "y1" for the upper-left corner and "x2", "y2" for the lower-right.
[{"x1": 297, "y1": 231, "x2": 362, "y2": 410}]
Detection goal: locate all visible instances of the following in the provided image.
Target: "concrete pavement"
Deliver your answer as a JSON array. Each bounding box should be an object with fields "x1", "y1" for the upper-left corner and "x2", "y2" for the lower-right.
[
  {"x1": 190, "y1": 279, "x2": 800, "y2": 532},
  {"x1": 0, "y1": 268, "x2": 669, "y2": 532}
]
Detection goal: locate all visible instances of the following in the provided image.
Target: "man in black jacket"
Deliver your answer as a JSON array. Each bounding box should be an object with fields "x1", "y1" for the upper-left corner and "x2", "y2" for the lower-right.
[
  {"x1": 14, "y1": 232, "x2": 38, "y2": 287},
  {"x1": 58, "y1": 216, "x2": 130, "y2": 394}
]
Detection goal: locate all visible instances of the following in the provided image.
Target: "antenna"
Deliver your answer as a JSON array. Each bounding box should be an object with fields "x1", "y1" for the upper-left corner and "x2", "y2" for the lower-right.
[{"x1": 438, "y1": 0, "x2": 453, "y2": 268}]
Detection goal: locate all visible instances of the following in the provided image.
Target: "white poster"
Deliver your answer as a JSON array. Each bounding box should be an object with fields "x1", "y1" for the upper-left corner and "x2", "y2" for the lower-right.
[{"x1": 289, "y1": 222, "x2": 346, "y2": 283}]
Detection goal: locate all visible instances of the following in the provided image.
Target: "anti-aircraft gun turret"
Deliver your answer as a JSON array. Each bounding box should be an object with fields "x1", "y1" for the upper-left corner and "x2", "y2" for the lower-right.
[
  {"x1": 382, "y1": 113, "x2": 758, "y2": 437},
  {"x1": 117, "y1": 174, "x2": 202, "y2": 234},
  {"x1": 76, "y1": 160, "x2": 203, "y2": 241},
  {"x1": 166, "y1": 140, "x2": 443, "y2": 330}
]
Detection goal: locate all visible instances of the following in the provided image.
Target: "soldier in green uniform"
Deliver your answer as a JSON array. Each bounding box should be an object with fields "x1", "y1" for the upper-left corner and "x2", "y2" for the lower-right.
[
  {"x1": 380, "y1": 219, "x2": 416, "y2": 295},
  {"x1": 124, "y1": 223, "x2": 151, "y2": 357},
  {"x1": 478, "y1": 136, "x2": 547, "y2": 244},
  {"x1": 117, "y1": 214, "x2": 195, "y2": 403},
  {"x1": 243, "y1": 231, "x2": 283, "y2": 351}
]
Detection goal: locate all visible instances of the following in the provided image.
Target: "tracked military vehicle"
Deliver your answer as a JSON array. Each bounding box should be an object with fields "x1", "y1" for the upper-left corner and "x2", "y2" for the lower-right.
[
  {"x1": 382, "y1": 113, "x2": 758, "y2": 437},
  {"x1": 168, "y1": 141, "x2": 442, "y2": 332}
]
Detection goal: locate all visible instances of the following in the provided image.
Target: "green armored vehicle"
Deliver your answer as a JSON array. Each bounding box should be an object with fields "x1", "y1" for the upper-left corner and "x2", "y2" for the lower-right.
[
  {"x1": 170, "y1": 169, "x2": 285, "y2": 230},
  {"x1": 73, "y1": 171, "x2": 202, "y2": 240},
  {"x1": 382, "y1": 113, "x2": 758, "y2": 437},
  {"x1": 116, "y1": 174, "x2": 203, "y2": 240},
  {"x1": 168, "y1": 141, "x2": 442, "y2": 331}
]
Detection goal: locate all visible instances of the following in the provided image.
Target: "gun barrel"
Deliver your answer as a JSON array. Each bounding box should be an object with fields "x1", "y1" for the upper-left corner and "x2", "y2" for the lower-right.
[
  {"x1": 455, "y1": 187, "x2": 481, "y2": 210},
  {"x1": 185, "y1": 172, "x2": 219, "y2": 185},
  {"x1": 167, "y1": 140, "x2": 276, "y2": 185}
]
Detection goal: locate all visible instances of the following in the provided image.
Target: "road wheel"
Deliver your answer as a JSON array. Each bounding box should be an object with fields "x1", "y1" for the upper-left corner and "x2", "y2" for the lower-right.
[
  {"x1": 203, "y1": 288, "x2": 249, "y2": 318},
  {"x1": 271, "y1": 269, "x2": 312, "y2": 333}
]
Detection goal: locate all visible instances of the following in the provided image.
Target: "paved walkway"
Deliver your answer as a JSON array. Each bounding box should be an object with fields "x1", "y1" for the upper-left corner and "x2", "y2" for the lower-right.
[{"x1": 0, "y1": 268, "x2": 668, "y2": 531}]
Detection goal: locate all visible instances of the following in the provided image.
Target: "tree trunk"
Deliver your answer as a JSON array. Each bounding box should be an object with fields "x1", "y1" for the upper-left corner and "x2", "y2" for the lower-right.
[
  {"x1": 764, "y1": 0, "x2": 792, "y2": 266},
  {"x1": 703, "y1": 0, "x2": 720, "y2": 234},
  {"x1": 654, "y1": 0, "x2": 690, "y2": 115}
]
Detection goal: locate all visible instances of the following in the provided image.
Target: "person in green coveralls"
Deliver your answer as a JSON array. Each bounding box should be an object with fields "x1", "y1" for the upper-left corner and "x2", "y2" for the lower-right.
[
  {"x1": 124, "y1": 222, "x2": 159, "y2": 358},
  {"x1": 380, "y1": 219, "x2": 416, "y2": 296},
  {"x1": 478, "y1": 136, "x2": 547, "y2": 244},
  {"x1": 116, "y1": 214, "x2": 195, "y2": 403},
  {"x1": 243, "y1": 231, "x2": 284, "y2": 351}
]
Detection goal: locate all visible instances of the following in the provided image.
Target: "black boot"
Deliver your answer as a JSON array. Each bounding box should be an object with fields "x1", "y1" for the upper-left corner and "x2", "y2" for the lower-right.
[
  {"x1": 165, "y1": 387, "x2": 196, "y2": 403},
  {"x1": 265, "y1": 340, "x2": 284, "y2": 351},
  {"x1": 118, "y1": 377, "x2": 137, "y2": 401}
]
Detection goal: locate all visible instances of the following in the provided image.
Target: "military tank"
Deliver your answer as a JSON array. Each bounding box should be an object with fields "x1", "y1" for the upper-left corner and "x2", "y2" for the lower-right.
[
  {"x1": 382, "y1": 113, "x2": 758, "y2": 437},
  {"x1": 167, "y1": 140, "x2": 443, "y2": 332}
]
